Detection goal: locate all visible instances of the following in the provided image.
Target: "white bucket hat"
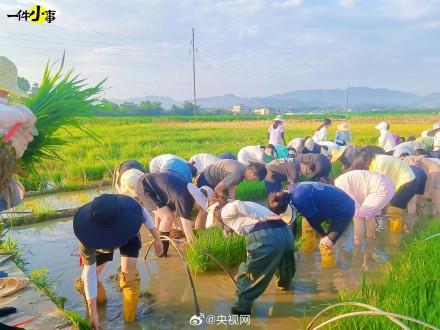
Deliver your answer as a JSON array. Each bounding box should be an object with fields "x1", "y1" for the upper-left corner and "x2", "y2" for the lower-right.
[
  {"x1": 206, "y1": 202, "x2": 220, "y2": 228},
  {"x1": 187, "y1": 183, "x2": 214, "y2": 211},
  {"x1": 374, "y1": 122, "x2": 388, "y2": 130},
  {"x1": 272, "y1": 115, "x2": 285, "y2": 122},
  {"x1": 119, "y1": 169, "x2": 144, "y2": 197},
  {"x1": 0, "y1": 57, "x2": 24, "y2": 96}
]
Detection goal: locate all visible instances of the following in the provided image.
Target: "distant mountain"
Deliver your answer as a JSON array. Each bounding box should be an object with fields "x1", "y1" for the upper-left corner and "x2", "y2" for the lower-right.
[{"x1": 112, "y1": 87, "x2": 440, "y2": 111}]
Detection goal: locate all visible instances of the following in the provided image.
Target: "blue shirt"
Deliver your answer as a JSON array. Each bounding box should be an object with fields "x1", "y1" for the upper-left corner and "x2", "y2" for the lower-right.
[
  {"x1": 164, "y1": 159, "x2": 193, "y2": 183},
  {"x1": 289, "y1": 182, "x2": 354, "y2": 242}
]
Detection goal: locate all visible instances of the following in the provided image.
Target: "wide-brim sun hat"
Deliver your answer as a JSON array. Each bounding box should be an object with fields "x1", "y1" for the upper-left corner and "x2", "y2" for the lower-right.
[
  {"x1": 375, "y1": 122, "x2": 388, "y2": 130},
  {"x1": 187, "y1": 183, "x2": 214, "y2": 211},
  {"x1": 331, "y1": 146, "x2": 347, "y2": 163},
  {"x1": 272, "y1": 115, "x2": 285, "y2": 122},
  {"x1": 427, "y1": 123, "x2": 440, "y2": 137},
  {"x1": 337, "y1": 122, "x2": 350, "y2": 131},
  {"x1": 73, "y1": 194, "x2": 142, "y2": 249},
  {"x1": 206, "y1": 201, "x2": 220, "y2": 228},
  {"x1": 0, "y1": 57, "x2": 24, "y2": 96},
  {"x1": 119, "y1": 168, "x2": 145, "y2": 197}
]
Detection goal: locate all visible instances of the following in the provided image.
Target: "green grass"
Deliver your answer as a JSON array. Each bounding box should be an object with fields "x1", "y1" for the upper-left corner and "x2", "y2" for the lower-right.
[
  {"x1": 321, "y1": 219, "x2": 440, "y2": 329},
  {"x1": 186, "y1": 227, "x2": 247, "y2": 273}
]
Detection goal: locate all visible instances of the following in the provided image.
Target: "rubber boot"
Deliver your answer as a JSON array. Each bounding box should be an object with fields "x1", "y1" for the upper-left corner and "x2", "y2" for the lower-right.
[
  {"x1": 119, "y1": 269, "x2": 140, "y2": 322},
  {"x1": 387, "y1": 206, "x2": 403, "y2": 233},
  {"x1": 74, "y1": 277, "x2": 107, "y2": 304},
  {"x1": 159, "y1": 231, "x2": 170, "y2": 257}
]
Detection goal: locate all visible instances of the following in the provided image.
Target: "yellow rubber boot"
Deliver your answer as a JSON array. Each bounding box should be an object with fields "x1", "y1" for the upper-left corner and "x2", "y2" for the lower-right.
[
  {"x1": 119, "y1": 269, "x2": 140, "y2": 322},
  {"x1": 74, "y1": 278, "x2": 107, "y2": 304},
  {"x1": 387, "y1": 206, "x2": 403, "y2": 233},
  {"x1": 301, "y1": 218, "x2": 315, "y2": 252}
]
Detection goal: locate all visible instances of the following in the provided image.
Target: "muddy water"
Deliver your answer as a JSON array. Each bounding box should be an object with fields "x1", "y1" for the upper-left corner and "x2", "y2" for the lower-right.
[{"x1": 10, "y1": 208, "x2": 425, "y2": 330}]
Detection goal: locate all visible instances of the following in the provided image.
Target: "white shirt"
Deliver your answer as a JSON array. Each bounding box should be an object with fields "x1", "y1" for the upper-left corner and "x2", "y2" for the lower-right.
[
  {"x1": 149, "y1": 154, "x2": 186, "y2": 173},
  {"x1": 237, "y1": 146, "x2": 265, "y2": 165},
  {"x1": 221, "y1": 200, "x2": 277, "y2": 236},
  {"x1": 189, "y1": 153, "x2": 219, "y2": 173},
  {"x1": 268, "y1": 124, "x2": 284, "y2": 145},
  {"x1": 312, "y1": 127, "x2": 327, "y2": 143},
  {"x1": 318, "y1": 141, "x2": 339, "y2": 157},
  {"x1": 378, "y1": 129, "x2": 396, "y2": 152}
]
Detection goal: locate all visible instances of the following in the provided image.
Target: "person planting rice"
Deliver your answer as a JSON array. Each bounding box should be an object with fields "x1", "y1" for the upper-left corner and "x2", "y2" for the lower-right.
[
  {"x1": 267, "y1": 115, "x2": 286, "y2": 146},
  {"x1": 237, "y1": 144, "x2": 277, "y2": 165},
  {"x1": 195, "y1": 159, "x2": 267, "y2": 199},
  {"x1": 402, "y1": 155, "x2": 440, "y2": 214},
  {"x1": 375, "y1": 122, "x2": 396, "y2": 152},
  {"x1": 205, "y1": 195, "x2": 295, "y2": 316},
  {"x1": 188, "y1": 153, "x2": 219, "y2": 174},
  {"x1": 264, "y1": 158, "x2": 300, "y2": 193},
  {"x1": 113, "y1": 159, "x2": 145, "y2": 191},
  {"x1": 0, "y1": 57, "x2": 38, "y2": 212},
  {"x1": 267, "y1": 182, "x2": 355, "y2": 250},
  {"x1": 296, "y1": 153, "x2": 331, "y2": 181},
  {"x1": 334, "y1": 122, "x2": 352, "y2": 146},
  {"x1": 73, "y1": 194, "x2": 152, "y2": 328},
  {"x1": 149, "y1": 153, "x2": 195, "y2": 183},
  {"x1": 392, "y1": 139, "x2": 423, "y2": 158},
  {"x1": 317, "y1": 140, "x2": 340, "y2": 157},
  {"x1": 334, "y1": 170, "x2": 395, "y2": 246},
  {"x1": 287, "y1": 137, "x2": 322, "y2": 156},
  {"x1": 134, "y1": 171, "x2": 213, "y2": 255},
  {"x1": 350, "y1": 150, "x2": 426, "y2": 232},
  {"x1": 312, "y1": 118, "x2": 332, "y2": 143}
]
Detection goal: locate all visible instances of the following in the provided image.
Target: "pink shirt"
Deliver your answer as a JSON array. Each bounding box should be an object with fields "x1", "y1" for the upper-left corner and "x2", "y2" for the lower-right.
[
  {"x1": 335, "y1": 170, "x2": 395, "y2": 218},
  {"x1": 268, "y1": 124, "x2": 284, "y2": 145}
]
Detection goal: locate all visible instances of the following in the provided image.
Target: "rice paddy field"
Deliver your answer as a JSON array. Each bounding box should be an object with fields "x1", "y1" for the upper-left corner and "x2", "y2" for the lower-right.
[
  {"x1": 4, "y1": 113, "x2": 440, "y2": 329},
  {"x1": 21, "y1": 113, "x2": 439, "y2": 192}
]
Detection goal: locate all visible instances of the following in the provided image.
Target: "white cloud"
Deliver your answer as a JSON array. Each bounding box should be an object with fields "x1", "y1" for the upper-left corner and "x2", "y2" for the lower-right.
[
  {"x1": 272, "y1": 0, "x2": 303, "y2": 9},
  {"x1": 424, "y1": 20, "x2": 440, "y2": 28},
  {"x1": 339, "y1": 0, "x2": 357, "y2": 8},
  {"x1": 381, "y1": 0, "x2": 434, "y2": 20},
  {"x1": 238, "y1": 25, "x2": 258, "y2": 38}
]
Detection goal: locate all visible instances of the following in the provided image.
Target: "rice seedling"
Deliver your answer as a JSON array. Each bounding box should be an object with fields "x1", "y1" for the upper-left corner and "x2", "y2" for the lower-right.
[
  {"x1": 321, "y1": 219, "x2": 440, "y2": 329},
  {"x1": 186, "y1": 227, "x2": 247, "y2": 273}
]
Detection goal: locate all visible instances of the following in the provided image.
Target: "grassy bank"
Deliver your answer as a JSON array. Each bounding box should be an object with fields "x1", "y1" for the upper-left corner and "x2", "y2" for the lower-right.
[{"x1": 317, "y1": 219, "x2": 440, "y2": 329}]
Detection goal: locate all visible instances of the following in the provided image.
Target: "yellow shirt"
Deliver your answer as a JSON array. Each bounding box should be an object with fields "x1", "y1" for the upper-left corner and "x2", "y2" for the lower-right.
[{"x1": 369, "y1": 155, "x2": 415, "y2": 191}]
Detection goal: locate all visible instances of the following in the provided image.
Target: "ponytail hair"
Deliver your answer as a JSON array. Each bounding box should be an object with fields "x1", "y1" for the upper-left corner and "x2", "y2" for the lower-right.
[{"x1": 315, "y1": 118, "x2": 332, "y2": 132}]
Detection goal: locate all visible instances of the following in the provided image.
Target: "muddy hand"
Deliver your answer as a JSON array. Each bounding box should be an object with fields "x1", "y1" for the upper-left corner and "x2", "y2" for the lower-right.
[
  {"x1": 319, "y1": 236, "x2": 334, "y2": 249},
  {"x1": 153, "y1": 238, "x2": 164, "y2": 257}
]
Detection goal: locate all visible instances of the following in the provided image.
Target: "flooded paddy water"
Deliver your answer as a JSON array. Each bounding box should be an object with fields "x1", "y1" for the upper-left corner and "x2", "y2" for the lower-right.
[{"x1": 6, "y1": 190, "x2": 427, "y2": 329}]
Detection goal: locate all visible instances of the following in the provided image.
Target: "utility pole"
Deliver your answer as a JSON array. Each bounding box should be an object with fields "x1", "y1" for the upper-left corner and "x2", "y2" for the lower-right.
[
  {"x1": 346, "y1": 83, "x2": 350, "y2": 112},
  {"x1": 192, "y1": 28, "x2": 197, "y2": 115}
]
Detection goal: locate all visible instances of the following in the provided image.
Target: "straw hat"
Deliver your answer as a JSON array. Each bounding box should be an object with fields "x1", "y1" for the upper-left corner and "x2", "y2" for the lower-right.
[
  {"x1": 374, "y1": 122, "x2": 388, "y2": 130},
  {"x1": 0, "y1": 57, "x2": 24, "y2": 95},
  {"x1": 331, "y1": 146, "x2": 347, "y2": 163},
  {"x1": 119, "y1": 169, "x2": 144, "y2": 197},
  {"x1": 337, "y1": 122, "x2": 350, "y2": 131},
  {"x1": 272, "y1": 115, "x2": 285, "y2": 122}
]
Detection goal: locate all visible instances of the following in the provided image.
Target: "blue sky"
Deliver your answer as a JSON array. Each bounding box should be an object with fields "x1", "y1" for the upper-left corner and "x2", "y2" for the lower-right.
[{"x1": 0, "y1": 0, "x2": 439, "y2": 100}]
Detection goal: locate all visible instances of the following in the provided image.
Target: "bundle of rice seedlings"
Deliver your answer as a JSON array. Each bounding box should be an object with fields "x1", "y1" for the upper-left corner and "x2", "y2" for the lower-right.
[{"x1": 21, "y1": 53, "x2": 105, "y2": 172}]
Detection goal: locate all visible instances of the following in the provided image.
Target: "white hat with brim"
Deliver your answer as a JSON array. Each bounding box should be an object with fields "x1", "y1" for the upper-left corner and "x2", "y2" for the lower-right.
[
  {"x1": 272, "y1": 115, "x2": 285, "y2": 122},
  {"x1": 337, "y1": 122, "x2": 350, "y2": 131},
  {"x1": 427, "y1": 123, "x2": 440, "y2": 137},
  {"x1": 0, "y1": 57, "x2": 24, "y2": 96},
  {"x1": 375, "y1": 122, "x2": 388, "y2": 130},
  {"x1": 187, "y1": 183, "x2": 214, "y2": 212},
  {"x1": 206, "y1": 202, "x2": 220, "y2": 228},
  {"x1": 119, "y1": 169, "x2": 145, "y2": 197},
  {"x1": 331, "y1": 146, "x2": 347, "y2": 163}
]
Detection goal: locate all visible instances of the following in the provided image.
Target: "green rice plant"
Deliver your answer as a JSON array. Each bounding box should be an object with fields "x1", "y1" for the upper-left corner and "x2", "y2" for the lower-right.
[
  {"x1": 236, "y1": 181, "x2": 267, "y2": 201},
  {"x1": 21, "y1": 53, "x2": 105, "y2": 173},
  {"x1": 186, "y1": 227, "x2": 247, "y2": 273},
  {"x1": 323, "y1": 219, "x2": 440, "y2": 329}
]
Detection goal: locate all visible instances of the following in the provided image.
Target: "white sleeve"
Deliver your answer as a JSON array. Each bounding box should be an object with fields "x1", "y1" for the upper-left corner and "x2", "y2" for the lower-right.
[
  {"x1": 141, "y1": 206, "x2": 155, "y2": 229},
  {"x1": 82, "y1": 263, "x2": 97, "y2": 300}
]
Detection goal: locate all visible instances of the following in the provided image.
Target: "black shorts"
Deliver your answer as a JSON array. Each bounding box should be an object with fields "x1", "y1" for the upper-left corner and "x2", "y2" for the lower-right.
[
  {"x1": 96, "y1": 234, "x2": 141, "y2": 266},
  {"x1": 390, "y1": 167, "x2": 426, "y2": 209}
]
